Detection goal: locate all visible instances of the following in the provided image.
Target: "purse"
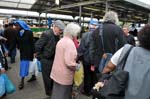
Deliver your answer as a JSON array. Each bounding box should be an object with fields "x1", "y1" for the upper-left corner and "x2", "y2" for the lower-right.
[{"x1": 91, "y1": 44, "x2": 133, "y2": 99}]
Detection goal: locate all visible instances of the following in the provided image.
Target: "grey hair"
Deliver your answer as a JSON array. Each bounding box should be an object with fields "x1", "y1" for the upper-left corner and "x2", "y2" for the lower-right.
[
  {"x1": 103, "y1": 11, "x2": 119, "y2": 24},
  {"x1": 63, "y1": 23, "x2": 81, "y2": 37},
  {"x1": 123, "y1": 25, "x2": 129, "y2": 29}
]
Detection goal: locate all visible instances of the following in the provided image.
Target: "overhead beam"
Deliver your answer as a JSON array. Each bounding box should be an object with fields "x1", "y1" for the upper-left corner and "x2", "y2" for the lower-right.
[
  {"x1": 125, "y1": 0, "x2": 150, "y2": 10},
  {"x1": 0, "y1": 0, "x2": 36, "y2": 5},
  {"x1": 43, "y1": 0, "x2": 119, "y2": 12}
]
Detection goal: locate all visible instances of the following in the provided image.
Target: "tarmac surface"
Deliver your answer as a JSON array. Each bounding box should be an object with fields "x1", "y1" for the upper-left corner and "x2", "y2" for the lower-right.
[{"x1": 2, "y1": 51, "x2": 92, "y2": 99}]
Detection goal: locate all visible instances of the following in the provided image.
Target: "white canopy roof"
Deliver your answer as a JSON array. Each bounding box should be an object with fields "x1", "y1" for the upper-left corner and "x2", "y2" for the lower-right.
[
  {"x1": 125, "y1": 0, "x2": 150, "y2": 10},
  {"x1": 0, "y1": 0, "x2": 37, "y2": 9}
]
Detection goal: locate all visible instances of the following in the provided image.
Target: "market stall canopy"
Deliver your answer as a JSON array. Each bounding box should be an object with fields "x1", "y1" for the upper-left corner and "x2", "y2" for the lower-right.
[{"x1": 0, "y1": 0, "x2": 149, "y2": 23}]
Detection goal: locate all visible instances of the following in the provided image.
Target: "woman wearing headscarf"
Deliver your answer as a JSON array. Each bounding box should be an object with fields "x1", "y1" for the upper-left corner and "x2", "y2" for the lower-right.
[
  {"x1": 9, "y1": 20, "x2": 34, "y2": 90},
  {"x1": 50, "y1": 23, "x2": 81, "y2": 99}
]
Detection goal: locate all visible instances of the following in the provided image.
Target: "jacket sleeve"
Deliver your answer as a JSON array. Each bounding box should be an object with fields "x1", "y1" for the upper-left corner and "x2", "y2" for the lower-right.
[
  {"x1": 35, "y1": 30, "x2": 57, "y2": 59},
  {"x1": 29, "y1": 31, "x2": 34, "y2": 54},
  {"x1": 89, "y1": 32, "x2": 96, "y2": 66},
  {"x1": 42, "y1": 35, "x2": 56, "y2": 59},
  {"x1": 77, "y1": 33, "x2": 86, "y2": 61},
  {"x1": 8, "y1": 32, "x2": 17, "y2": 53},
  {"x1": 64, "y1": 44, "x2": 77, "y2": 67},
  {"x1": 34, "y1": 31, "x2": 48, "y2": 53},
  {"x1": 116, "y1": 28, "x2": 127, "y2": 49}
]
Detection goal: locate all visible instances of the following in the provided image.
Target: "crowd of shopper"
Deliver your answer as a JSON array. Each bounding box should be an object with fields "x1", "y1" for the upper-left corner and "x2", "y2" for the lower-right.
[{"x1": 0, "y1": 10, "x2": 150, "y2": 99}]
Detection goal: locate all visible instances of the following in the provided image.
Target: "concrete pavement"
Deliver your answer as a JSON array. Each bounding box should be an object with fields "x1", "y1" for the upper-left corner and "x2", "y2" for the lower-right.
[{"x1": 2, "y1": 51, "x2": 92, "y2": 99}]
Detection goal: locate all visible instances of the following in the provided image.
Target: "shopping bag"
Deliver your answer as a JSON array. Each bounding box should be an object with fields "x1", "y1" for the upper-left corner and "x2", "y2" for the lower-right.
[
  {"x1": 37, "y1": 59, "x2": 42, "y2": 72},
  {"x1": 0, "y1": 74, "x2": 5, "y2": 97},
  {"x1": 29, "y1": 58, "x2": 39, "y2": 76},
  {"x1": 91, "y1": 44, "x2": 133, "y2": 99},
  {"x1": 1, "y1": 74, "x2": 16, "y2": 94},
  {"x1": 98, "y1": 53, "x2": 112, "y2": 72},
  {"x1": 74, "y1": 62, "x2": 84, "y2": 86}
]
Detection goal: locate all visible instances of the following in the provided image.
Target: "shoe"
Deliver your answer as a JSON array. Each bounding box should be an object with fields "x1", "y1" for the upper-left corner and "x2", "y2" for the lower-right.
[
  {"x1": 43, "y1": 97, "x2": 50, "y2": 99},
  {"x1": 0, "y1": 93, "x2": 6, "y2": 99},
  {"x1": 27, "y1": 75, "x2": 36, "y2": 82},
  {"x1": 46, "y1": 91, "x2": 52, "y2": 97},
  {"x1": 8, "y1": 67, "x2": 11, "y2": 69},
  {"x1": 18, "y1": 82, "x2": 24, "y2": 90}
]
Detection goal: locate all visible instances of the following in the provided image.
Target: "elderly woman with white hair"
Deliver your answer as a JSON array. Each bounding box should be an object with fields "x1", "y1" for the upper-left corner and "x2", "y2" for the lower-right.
[{"x1": 50, "y1": 23, "x2": 81, "y2": 99}]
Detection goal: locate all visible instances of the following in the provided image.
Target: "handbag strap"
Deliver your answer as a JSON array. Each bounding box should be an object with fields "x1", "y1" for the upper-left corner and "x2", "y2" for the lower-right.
[
  {"x1": 99, "y1": 23, "x2": 105, "y2": 52},
  {"x1": 99, "y1": 24, "x2": 118, "y2": 53},
  {"x1": 117, "y1": 44, "x2": 133, "y2": 70}
]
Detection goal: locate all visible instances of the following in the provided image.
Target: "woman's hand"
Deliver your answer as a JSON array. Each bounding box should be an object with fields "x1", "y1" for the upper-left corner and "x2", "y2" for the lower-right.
[{"x1": 93, "y1": 82, "x2": 104, "y2": 91}]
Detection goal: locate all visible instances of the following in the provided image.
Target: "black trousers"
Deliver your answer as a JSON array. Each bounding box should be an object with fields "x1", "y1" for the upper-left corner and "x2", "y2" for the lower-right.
[
  {"x1": 41, "y1": 58, "x2": 53, "y2": 96},
  {"x1": 83, "y1": 63, "x2": 97, "y2": 94},
  {"x1": 4, "y1": 56, "x2": 8, "y2": 70}
]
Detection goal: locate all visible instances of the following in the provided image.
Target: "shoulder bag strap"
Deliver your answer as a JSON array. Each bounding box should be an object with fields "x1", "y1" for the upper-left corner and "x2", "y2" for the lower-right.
[
  {"x1": 117, "y1": 44, "x2": 133, "y2": 70},
  {"x1": 99, "y1": 23, "x2": 105, "y2": 52}
]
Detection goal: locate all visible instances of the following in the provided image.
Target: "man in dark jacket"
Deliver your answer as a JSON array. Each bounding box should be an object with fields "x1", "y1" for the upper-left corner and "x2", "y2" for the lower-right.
[
  {"x1": 89, "y1": 11, "x2": 126, "y2": 75},
  {"x1": 78, "y1": 19, "x2": 98, "y2": 96},
  {"x1": 3, "y1": 23, "x2": 17, "y2": 63},
  {"x1": 123, "y1": 26, "x2": 135, "y2": 46},
  {"x1": 35, "y1": 20, "x2": 65, "y2": 96}
]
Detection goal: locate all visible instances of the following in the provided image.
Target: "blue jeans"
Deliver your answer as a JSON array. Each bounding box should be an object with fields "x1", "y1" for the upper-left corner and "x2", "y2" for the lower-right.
[{"x1": 98, "y1": 53, "x2": 112, "y2": 72}]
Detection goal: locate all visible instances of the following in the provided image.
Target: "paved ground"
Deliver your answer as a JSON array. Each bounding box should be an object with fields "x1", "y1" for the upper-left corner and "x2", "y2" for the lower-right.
[{"x1": 3, "y1": 51, "x2": 92, "y2": 99}]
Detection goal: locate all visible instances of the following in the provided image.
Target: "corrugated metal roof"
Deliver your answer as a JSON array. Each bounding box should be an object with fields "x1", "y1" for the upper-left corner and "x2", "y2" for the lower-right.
[{"x1": 0, "y1": 0, "x2": 149, "y2": 23}]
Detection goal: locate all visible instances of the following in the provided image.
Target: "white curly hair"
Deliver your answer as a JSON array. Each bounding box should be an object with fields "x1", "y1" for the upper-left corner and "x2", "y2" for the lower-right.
[
  {"x1": 103, "y1": 11, "x2": 119, "y2": 24},
  {"x1": 63, "y1": 23, "x2": 81, "y2": 37}
]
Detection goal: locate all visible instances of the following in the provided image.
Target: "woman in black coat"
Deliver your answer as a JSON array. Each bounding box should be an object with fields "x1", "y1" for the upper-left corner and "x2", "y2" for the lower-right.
[{"x1": 10, "y1": 20, "x2": 34, "y2": 90}]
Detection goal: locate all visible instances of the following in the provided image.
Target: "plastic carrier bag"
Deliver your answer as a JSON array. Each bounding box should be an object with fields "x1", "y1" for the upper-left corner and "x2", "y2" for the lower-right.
[
  {"x1": 1, "y1": 74, "x2": 16, "y2": 94},
  {"x1": 74, "y1": 62, "x2": 84, "y2": 86},
  {"x1": 37, "y1": 59, "x2": 42, "y2": 72},
  {"x1": 0, "y1": 74, "x2": 5, "y2": 97},
  {"x1": 29, "y1": 58, "x2": 39, "y2": 76}
]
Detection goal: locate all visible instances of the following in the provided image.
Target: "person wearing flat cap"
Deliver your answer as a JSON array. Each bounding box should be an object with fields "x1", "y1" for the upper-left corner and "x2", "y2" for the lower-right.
[{"x1": 35, "y1": 20, "x2": 65, "y2": 97}]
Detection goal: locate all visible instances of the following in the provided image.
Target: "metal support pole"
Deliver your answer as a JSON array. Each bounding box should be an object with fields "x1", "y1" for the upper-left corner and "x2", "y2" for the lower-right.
[
  {"x1": 44, "y1": 0, "x2": 106, "y2": 12},
  {"x1": 39, "y1": 13, "x2": 41, "y2": 27},
  {"x1": 73, "y1": 16, "x2": 75, "y2": 22},
  {"x1": 105, "y1": 0, "x2": 108, "y2": 13},
  {"x1": 91, "y1": 12, "x2": 93, "y2": 20},
  {"x1": 79, "y1": 6, "x2": 82, "y2": 26},
  {"x1": 46, "y1": 13, "x2": 48, "y2": 27}
]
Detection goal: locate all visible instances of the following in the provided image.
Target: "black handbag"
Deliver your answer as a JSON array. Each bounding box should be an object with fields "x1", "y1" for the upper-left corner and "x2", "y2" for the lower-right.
[{"x1": 91, "y1": 44, "x2": 133, "y2": 99}]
